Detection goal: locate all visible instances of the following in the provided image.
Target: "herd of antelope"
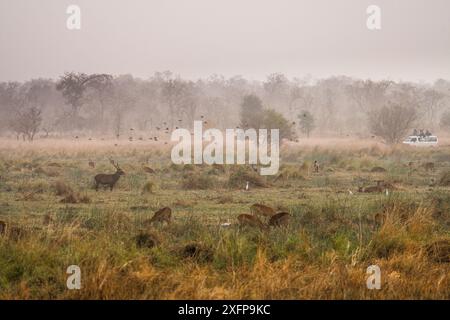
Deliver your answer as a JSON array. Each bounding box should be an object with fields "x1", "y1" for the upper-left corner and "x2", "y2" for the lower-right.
[{"x1": 136, "y1": 203, "x2": 290, "y2": 230}]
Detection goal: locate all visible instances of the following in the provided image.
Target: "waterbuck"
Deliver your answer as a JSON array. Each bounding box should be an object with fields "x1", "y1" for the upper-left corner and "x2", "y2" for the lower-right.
[{"x1": 94, "y1": 160, "x2": 125, "y2": 191}]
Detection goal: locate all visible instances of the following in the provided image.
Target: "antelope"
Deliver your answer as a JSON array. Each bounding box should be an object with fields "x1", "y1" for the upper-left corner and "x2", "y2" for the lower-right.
[
  {"x1": 94, "y1": 160, "x2": 125, "y2": 191},
  {"x1": 268, "y1": 212, "x2": 290, "y2": 227},
  {"x1": 237, "y1": 214, "x2": 267, "y2": 230},
  {"x1": 147, "y1": 207, "x2": 172, "y2": 225},
  {"x1": 250, "y1": 203, "x2": 276, "y2": 218},
  {"x1": 88, "y1": 160, "x2": 95, "y2": 168}
]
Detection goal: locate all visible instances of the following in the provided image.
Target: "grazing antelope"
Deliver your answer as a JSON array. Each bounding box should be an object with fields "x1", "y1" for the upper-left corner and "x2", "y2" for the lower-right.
[
  {"x1": 147, "y1": 207, "x2": 172, "y2": 225},
  {"x1": 250, "y1": 203, "x2": 276, "y2": 218},
  {"x1": 268, "y1": 212, "x2": 290, "y2": 227},
  {"x1": 0, "y1": 220, "x2": 6, "y2": 236},
  {"x1": 237, "y1": 214, "x2": 267, "y2": 230},
  {"x1": 94, "y1": 160, "x2": 125, "y2": 191},
  {"x1": 88, "y1": 160, "x2": 95, "y2": 168}
]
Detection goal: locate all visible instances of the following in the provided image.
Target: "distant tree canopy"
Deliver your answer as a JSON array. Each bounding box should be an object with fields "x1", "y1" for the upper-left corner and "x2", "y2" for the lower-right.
[
  {"x1": 368, "y1": 104, "x2": 417, "y2": 144},
  {"x1": 240, "y1": 94, "x2": 264, "y2": 130},
  {"x1": 56, "y1": 72, "x2": 113, "y2": 129},
  {"x1": 440, "y1": 110, "x2": 450, "y2": 132},
  {"x1": 298, "y1": 110, "x2": 315, "y2": 138},
  {"x1": 10, "y1": 106, "x2": 42, "y2": 141},
  {"x1": 262, "y1": 109, "x2": 294, "y2": 141},
  {"x1": 0, "y1": 73, "x2": 449, "y2": 140}
]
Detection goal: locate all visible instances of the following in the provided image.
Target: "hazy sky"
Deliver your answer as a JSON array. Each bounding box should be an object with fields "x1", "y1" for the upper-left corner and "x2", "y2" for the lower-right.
[{"x1": 1, "y1": 0, "x2": 449, "y2": 82}]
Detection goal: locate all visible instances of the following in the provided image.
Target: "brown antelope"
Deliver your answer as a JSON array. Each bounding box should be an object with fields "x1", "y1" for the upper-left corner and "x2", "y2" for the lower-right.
[
  {"x1": 250, "y1": 203, "x2": 276, "y2": 218},
  {"x1": 237, "y1": 214, "x2": 268, "y2": 230},
  {"x1": 94, "y1": 160, "x2": 125, "y2": 191},
  {"x1": 0, "y1": 220, "x2": 6, "y2": 236},
  {"x1": 269, "y1": 212, "x2": 290, "y2": 227},
  {"x1": 88, "y1": 160, "x2": 95, "y2": 168},
  {"x1": 147, "y1": 207, "x2": 172, "y2": 225}
]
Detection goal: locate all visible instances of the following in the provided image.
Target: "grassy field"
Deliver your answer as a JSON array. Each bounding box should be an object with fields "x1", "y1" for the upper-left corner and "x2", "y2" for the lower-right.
[{"x1": 0, "y1": 138, "x2": 449, "y2": 299}]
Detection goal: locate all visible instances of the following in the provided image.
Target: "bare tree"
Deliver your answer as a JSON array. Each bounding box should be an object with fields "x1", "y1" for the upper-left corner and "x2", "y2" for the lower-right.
[
  {"x1": 10, "y1": 107, "x2": 42, "y2": 141},
  {"x1": 368, "y1": 103, "x2": 417, "y2": 144},
  {"x1": 298, "y1": 110, "x2": 315, "y2": 138},
  {"x1": 422, "y1": 89, "x2": 445, "y2": 129}
]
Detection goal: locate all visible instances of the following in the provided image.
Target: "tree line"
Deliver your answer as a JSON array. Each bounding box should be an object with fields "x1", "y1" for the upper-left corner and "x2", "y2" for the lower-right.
[{"x1": 1, "y1": 72, "x2": 449, "y2": 144}]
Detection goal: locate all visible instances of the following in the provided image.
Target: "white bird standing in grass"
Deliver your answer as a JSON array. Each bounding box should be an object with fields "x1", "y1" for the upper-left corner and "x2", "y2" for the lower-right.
[
  {"x1": 348, "y1": 189, "x2": 353, "y2": 195},
  {"x1": 385, "y1": 189, "x2": 389, "y2": 196},
  {"x1": 245, "y1": 181, "x2": 249, "y2": 191}
]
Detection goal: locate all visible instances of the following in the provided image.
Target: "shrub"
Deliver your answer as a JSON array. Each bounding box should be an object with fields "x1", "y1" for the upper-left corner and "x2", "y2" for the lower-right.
[
  {"x1": 228, "y1": 166, "x2": 268, "y2": 188},
  {"x1": 53, "y1": 180, "x2": 74, "y2": 196},
  {"x1": 181, "y1": 173, "x2": 217, "y2": 190},
  {"x1": 142, "y1": 181, "x2": 155, "y2": 194}
]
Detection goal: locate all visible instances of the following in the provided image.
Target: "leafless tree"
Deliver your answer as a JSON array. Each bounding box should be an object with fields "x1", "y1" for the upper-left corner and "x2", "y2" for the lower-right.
[
  {"x1": 368, "y1": 103, "x2": 417, "y2": 144},
  {"x1": 10, "y1": 107, "x2": 42, "y2": 141}
]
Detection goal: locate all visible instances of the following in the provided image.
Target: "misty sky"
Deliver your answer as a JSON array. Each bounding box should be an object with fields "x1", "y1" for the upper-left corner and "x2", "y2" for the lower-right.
[{"x1": 1, "y1": 0, "x2": 449, "y2": 82}]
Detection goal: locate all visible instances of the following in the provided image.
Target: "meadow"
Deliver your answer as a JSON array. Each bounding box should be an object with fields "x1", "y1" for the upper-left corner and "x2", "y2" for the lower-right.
[{"x1": 0, "y1": 138, "x2": 448, "y2": 299}]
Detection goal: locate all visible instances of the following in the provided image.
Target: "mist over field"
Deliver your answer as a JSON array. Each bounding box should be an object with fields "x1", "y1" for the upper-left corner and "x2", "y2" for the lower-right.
[{"x1": 0, "y1": 0, "x2": 449, "y2": 301}]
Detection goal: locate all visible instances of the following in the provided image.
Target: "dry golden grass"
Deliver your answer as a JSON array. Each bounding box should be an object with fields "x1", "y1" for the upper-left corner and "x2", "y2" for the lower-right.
[{"x1": 0, "y1": 138, "x2": 449, "y2": 299}]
